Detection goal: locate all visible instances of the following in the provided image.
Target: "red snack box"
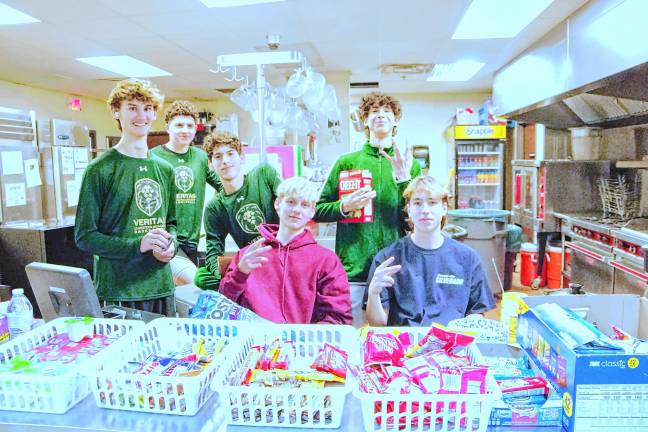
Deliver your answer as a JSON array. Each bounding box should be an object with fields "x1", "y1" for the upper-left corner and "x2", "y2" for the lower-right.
[
  {"x1": 339, "y1": 169, "x2": 373, "y2": 223},
  {"x1": 497, "y1": 376, "x2": 548, "y2": 398}
]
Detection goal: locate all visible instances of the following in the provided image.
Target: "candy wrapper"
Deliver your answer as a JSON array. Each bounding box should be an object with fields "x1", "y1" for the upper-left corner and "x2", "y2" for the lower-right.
[
  {"x1": 497, "y1": 377, "x2": 548, "y2": 398},
  {"x1": 311, "y1": 343, "x2": 348, "y2": 378},
  {"x1": 363, "y1": 331, "x2": 404, "y2": 366},
  {"x1": 405, "y1": 324, "x2": 475, "y2": 357}
]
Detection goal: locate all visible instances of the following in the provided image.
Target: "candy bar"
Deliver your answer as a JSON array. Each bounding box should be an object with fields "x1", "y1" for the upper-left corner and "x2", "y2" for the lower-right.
[
  {"x1": 311, "y1": 343, "x2": 348, "y2": 378},
  {"x1": 363, "y1": 331, "x2": 404, "y2": 366},
  {"x1": 497, "y1": 377, "x2": 548, "y2": 398}
]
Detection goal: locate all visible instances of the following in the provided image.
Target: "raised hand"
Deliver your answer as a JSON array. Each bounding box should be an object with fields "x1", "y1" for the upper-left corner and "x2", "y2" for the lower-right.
[
  {"x1": 341, "y1": 186, "x2": 377, "y2": 214},
  {"x1": 238, "y1": 238, "x2": 272, "y2": 274},
  {"x1": 367, "y1": 256, "x2": 402, "y2": 296},
  {"x1": 380, "y1": 140, "x2": 413, "y2": 181}
]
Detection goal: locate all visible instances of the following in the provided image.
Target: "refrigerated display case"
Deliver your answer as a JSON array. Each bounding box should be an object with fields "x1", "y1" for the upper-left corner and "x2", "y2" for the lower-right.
[{"x1": 454, "y1": 125, "x2": 506, "y2": 209}]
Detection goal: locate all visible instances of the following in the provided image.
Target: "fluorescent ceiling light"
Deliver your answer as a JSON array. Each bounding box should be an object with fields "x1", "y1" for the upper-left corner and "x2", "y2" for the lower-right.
[
  {"x1": 453, "y1": 0, "x2": 554, "y2": 39},
  {"x1": 427, "y1": 60, "x2": 485, "y2": 82},
  {"x1": 0, "y1": 3, "x2": 39, "y2": 25},
  {"x1": 199, "y1": 0, "x2": 285, "y2": 7},
  {"x1": 77, "y1": 56, "x2": 172, "y2": 77},
  {"x1": 217, "y1": 51, "x2": 302, "y2": 67}
]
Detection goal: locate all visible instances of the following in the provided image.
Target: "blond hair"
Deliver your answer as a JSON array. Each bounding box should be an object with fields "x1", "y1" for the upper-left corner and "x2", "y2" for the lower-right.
[
  {"x1": 203, "y1": 131, "x2": 242, "y2": 157},
  {"x1": 106, "y1": 78, "x2": 164, "y2": 130},
  {"x1": 164, "y1": 100, "x2": 198, "y2": 124},
  {"x1": 358, "y1": 92, "x2": 402, "y2": 138},
  {"x1": 403, "y1": 175, "x2": 449, "y2": 228},
  {"x1": 276, "y1": 177, "x2": 320, "y2": 206}
]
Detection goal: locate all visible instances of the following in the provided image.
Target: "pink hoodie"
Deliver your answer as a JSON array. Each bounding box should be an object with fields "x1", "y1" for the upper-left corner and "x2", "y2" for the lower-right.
[{"x1": 219, "y1": 224, "x2": 352, "y2": 324}]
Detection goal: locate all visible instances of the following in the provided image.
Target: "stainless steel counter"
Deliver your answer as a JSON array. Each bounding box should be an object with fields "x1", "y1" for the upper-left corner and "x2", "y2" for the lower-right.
[{"x1": 0, "y1": 393, "x2": 561, "y2": 432}]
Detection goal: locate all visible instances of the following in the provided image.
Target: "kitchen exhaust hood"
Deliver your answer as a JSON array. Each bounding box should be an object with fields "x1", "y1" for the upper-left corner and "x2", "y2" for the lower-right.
[{"x1": 508, "y1": 62, "x2": 648, "y2": 129}]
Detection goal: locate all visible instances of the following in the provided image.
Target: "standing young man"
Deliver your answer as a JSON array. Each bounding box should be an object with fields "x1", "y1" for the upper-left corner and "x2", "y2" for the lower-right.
[
  {"x1": 150, "y1": 100, "x2": 221, "y2": 286},
  {"x1": 316, "y1": 92, "x2": 421, "y2": 326},
  {"x1": 365, "y1": 175, "x2": 495, "y2": 326},
  {"x1": 194, "y1": 131, "x2": 281, "y2": 290},
  {"x1": 219, "y1": 177, "x2": 351, "y2": 324},
  {"x1": 75, "y1": 78, "x2": 177, "y2": 314}
]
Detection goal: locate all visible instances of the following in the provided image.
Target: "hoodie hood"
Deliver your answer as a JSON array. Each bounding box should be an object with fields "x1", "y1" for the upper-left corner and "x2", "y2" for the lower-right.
[{"x1": 258, "y1": 223, "x2": 317, "y2": 249}]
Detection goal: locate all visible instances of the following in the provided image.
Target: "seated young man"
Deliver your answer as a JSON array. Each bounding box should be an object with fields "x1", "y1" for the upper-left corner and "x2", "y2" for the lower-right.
[
  {"x1": 195, "y1": 131, "x2": 281, "y2": 290},
  {"x1": 219, "y1": 176, "x2": 352, "y2": 324},
  {"x1": 365, "y1": 175, "x2": 495, "y2": 326}
]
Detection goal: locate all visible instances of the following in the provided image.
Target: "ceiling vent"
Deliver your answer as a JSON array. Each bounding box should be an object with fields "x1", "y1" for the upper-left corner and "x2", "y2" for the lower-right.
[
  {"x1": 350, "y1": 82, "x2": 379, "y2": 89},
  {"x1": 379, "y1": 63, "x2": 434, "y2": 76},
  {"x1": 214, "y1": 88, "x2": 236, "y2": 95}
]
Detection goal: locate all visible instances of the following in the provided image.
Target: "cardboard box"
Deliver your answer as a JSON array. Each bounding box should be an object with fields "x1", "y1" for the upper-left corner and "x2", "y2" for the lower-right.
[
  {"x1": 517, "y1": 294, "x2": 648, "y2": 432},
  {"x1": 456, "y1": 107, "x2": 479, "y2": 125},
  {"x1": 480, "y1": 343, "x2": 562, "y2": 428},
  {"x1": 338, "y1": 169, "x2": 373, "y2": 223}
]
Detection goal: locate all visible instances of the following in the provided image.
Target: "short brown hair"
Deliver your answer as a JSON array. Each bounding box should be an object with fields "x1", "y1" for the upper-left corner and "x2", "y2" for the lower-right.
[
  {"x1": 107, "y1": 78, "x2": 164, "y2": 130},
  {"x1": 358, "y1": 92, "x2": 402, "y2": 138},
  {"x1": 164, "y1": 100, "x2": 198, "y2": 124},
  {"x1": 203, "y1": 130, "x2": 242, "y2": 157},
  {"x1": 403, "y1": 175, "x2": 449, "y2": 228}
]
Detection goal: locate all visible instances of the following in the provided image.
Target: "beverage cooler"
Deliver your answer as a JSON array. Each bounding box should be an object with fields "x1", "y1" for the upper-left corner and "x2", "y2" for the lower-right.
[{"x1": 454, "y1": 125, "x2": 506, "y2": 209}]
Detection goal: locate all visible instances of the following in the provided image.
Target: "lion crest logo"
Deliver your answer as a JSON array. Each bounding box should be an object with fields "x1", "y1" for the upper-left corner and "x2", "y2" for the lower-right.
[
  {"x1": 235, "y1": 203, "x2": 265, "y2": 234},
  {"x1": 175, "y1": 166, "x2": 194, "y2": 192},
  {"x1": 135, "y1": 178, "x2": 162, "y2": 217}
]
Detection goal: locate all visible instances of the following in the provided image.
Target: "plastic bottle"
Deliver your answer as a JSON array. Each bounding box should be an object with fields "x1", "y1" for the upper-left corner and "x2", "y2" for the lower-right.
[{"x1": 7, "y1": 288, "x2": 33, "y2": 338}]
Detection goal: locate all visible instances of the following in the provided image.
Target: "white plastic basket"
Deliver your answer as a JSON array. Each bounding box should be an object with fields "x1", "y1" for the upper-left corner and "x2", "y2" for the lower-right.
[
  {"x1": 352, "y1": 327, "x2": 501, "y2": 432},
  {"x1": 0, "y1": 317, "x2": 143, "y2": 414},
  {"x1": 213, "y1": 324, "x2": 358, "y2": 428},
  {"x1": 88, "y1": 318, "x2": 247, "y2": 416}
]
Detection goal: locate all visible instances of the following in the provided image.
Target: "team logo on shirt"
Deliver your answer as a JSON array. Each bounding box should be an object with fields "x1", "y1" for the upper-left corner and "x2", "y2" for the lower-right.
[
  {"x1": 174, "y1": 166, "x2": 194, "y2": 192},
  {"x1": 435, "y1": 274, "x2": 465, "y2": 285},
  {"x1": 235, "y1": 203, "x2": 265, "y2": 234},
  {"x1": 135, "y1": 178, "x2": 162, "y2": 217}
]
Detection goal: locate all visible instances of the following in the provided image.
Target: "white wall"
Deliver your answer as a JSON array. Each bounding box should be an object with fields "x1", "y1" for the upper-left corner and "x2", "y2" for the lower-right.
[{"x1": 350, "y1": 92, "x2": 490, "y2": 186}]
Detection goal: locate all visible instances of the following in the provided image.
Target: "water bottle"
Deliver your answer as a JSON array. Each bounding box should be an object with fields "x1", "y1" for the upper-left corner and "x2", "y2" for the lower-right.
[{"x1": 7, "y1": 288, "x2": 33, "y2": 338}]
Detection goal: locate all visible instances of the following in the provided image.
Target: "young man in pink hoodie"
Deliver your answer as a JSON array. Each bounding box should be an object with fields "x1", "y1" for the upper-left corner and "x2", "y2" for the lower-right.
[{"x1": 219, "y1": 177, "x2": 352, "y2": 324}]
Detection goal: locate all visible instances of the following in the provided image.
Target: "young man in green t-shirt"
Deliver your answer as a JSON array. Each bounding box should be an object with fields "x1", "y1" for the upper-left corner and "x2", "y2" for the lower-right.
[
  {"x1": 195, "y1": 131, "x2": 281, "y2": 290},
  {"x1": 316, "y1": 92, "x2": 421, "y2": 326},
  {"x1": 150, "y1": 100, "x2": 221, "y2": 286},
  {"x1": 75, "y1": 78, "x2": 177, "y2": 314}
]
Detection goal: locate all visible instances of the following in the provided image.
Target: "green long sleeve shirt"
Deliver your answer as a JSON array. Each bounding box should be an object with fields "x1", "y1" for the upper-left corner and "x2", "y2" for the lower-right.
[
  {"x1": 315, "y1": 142, "x2": 421, "y2": 282},
  {"x1": 150, "y1": 144, "x2": 221, "y2": 251},
  {"x1": 203, "y1": 164, "x2": 281, "y2": 284},
  {"x1": 74, "y1": 148, "x2": 177, "y2": 301}
]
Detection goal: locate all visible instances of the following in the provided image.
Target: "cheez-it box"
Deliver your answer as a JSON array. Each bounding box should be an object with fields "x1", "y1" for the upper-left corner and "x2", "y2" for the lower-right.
[{"x1": 339, "y1": 169, "x2": 373, "y2": 223}]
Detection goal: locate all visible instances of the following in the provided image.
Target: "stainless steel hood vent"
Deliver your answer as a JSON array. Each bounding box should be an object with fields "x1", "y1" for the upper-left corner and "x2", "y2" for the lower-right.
[{"x1": 563, "y1": 93, "x2": 648, "y2": 124}]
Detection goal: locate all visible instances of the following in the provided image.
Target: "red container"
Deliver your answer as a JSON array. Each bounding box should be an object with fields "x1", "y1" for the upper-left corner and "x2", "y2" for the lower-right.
[
  {"x1": 520, "y1": 243, "x2": 547, "y2": 287},
  {"x1": 547, "y1": 246, "x2": 566, "y2": 289}
]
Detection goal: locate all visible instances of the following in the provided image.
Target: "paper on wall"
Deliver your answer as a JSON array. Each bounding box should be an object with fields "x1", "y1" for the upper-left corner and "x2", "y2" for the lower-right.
[
  {"x1": 4, "y1": 182, "x2": 26, "y2": 207},
  {"x1": 73, "y1": 148, "x2": 89, "y2": 169},
  {"x1": 24, "y1": 158, "x2": 42, "y2": 188},
  {"x1": 1, "y1": 151, "x2": 24, "y2": 176},
  {"x1": 66, "y1": 180, "x2": 79, "y2": 207},
  {"x1": 74, "y1": 169, "x2": 84, "y2": 185},
  {"x1": 61, "y1": 147, "x2": 74, "y2": 175}
]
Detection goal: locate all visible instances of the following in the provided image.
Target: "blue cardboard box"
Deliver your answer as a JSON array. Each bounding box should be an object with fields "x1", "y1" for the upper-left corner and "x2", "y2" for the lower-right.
[{"x1": 517, "y1": 294, "x2": 648, "y2": 432}]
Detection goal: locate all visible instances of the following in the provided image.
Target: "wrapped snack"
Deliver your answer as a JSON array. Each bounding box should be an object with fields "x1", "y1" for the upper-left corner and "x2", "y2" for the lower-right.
[
  {"x1": 403, "y1": 355, "x2": 441, "y2": 394},
  {"x1": 231, "y1": 347, "x2": 263, "y2": 385},
  {"x1": 363, "y1": 331, "x2": 404, "y2": 366},
  {"x1": 497, "y1": 377, "x2": 548, "y2": 398},
  {"x1": 406, "y1": 324, "x2": 476, "y2": 357},
  {"x1": 311, "y1": 343, "x2": 348, "y2": 378},
  {"x1": 421, "y1": 350, "x2": 488, "y2": 394},
  {"x1": 348, "y1": 364, "x2": 383, "y2": 394}
]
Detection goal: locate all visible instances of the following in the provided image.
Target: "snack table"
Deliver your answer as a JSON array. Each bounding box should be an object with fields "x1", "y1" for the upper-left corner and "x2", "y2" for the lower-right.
[{"x1": 0, "y1": 394, "x2": 562, "y2": 432}]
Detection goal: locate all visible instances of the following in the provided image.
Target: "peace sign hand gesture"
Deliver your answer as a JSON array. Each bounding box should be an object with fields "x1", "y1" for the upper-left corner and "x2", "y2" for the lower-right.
[
  {"x1": 380, "y1": 139, "x2": 413, "y2": 182},
  {"x1": 238, "y1": 238, "x2": 272, "y2": 274},
  {"x1": 368, "y1": 256, "x2": 402, "y2": 297}
]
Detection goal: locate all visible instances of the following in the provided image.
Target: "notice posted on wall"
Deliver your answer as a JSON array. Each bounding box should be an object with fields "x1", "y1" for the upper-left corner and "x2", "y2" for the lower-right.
[
  {"x1": 4, "y1": 182, "x2": 26, "y2": 207},
  {"x1": 74, "y1": 148, "x2": 88, "y2": 169},
  {"x1": 66, "y1": 179, "x2": 79, "y2": 207},
  {"x1": 24, "y1": 158, "x2": 42, "y2": 188},
  {"x1": 1, "y1": 151, "x2": 24, "y2": 176},
  {"x1": 61, "y1": 147, "x2": 75, "y2": 175}
]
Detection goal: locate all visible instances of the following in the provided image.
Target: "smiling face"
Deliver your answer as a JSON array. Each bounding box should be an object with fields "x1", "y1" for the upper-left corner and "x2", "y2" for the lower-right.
[
  {"x1": 365, "y1": 103, "x2": 397, "y2": 140},
  {"x1": 210, "y1": 143, "x2": 243, "y2": 182},
  {"x1": 167, "y1": 115, "x2": 196, "y2": 147},
  {"x1": 407, "y1": 189, "x2": 447, "y2": 234},
  {"x1": 274, "y1": 195, "x2": 316, "y2": 232},
  {"x1": 114, "y1": 99, "x2": 156, "y2": 138}
]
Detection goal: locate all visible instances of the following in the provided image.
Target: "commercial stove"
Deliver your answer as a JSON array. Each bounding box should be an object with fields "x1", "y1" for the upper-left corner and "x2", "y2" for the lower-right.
[{"x1": 557, "y1": 213, "x2": 648, "y2": 296}]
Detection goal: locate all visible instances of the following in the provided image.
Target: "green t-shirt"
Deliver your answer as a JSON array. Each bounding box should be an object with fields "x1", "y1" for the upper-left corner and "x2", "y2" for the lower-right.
[
  {"x1": 74, "y1": 148, "x2": 177, "y2": 301},
  {"x1": 203, "y1": 164, "x2": 281, "y2": 283},
  {"x1": 150, "y1": 144, "x2": 221, "y2": 251},
  {"x1": 315, "y1": 142, "x2": 421, "y2": 282}
]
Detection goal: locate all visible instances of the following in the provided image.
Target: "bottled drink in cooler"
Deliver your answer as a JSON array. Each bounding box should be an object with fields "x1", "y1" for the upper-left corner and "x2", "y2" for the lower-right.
[{"x1": 7, "y1": 288, "x2": 33, "y2": 338}]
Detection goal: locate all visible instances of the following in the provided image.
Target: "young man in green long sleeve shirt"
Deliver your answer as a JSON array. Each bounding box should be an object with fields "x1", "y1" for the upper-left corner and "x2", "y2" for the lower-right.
[
  {"x1": 194, "y1": 131, "x2": 281, "y2": 290},
  {"x1": 150, "y1": 100, "x2": 221, "y2": 286},
  {"x1": 316, "y1": 92, "x2": 421, "y2": 326},
  {"x1": 75, "y1": 78, "x2": 177, "y2": 314}
]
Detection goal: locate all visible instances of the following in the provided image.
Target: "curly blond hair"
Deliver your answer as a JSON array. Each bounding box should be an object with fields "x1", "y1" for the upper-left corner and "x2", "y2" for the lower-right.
[
  {"x1": 164, "y1": 100, "x2": 198, "y2": 124},
  {"x1": 358, "y1": 92, "x2": 402, "y2": 138},
  {"x1": 106, "y1": 78, "x2": 164, "y2": 130},
  {"x1": 403, "y1": 175, "x2": 449, "y2": 228},
  {"x1": 203, "y1": 130, "x2": 242, "y2": 157}
]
